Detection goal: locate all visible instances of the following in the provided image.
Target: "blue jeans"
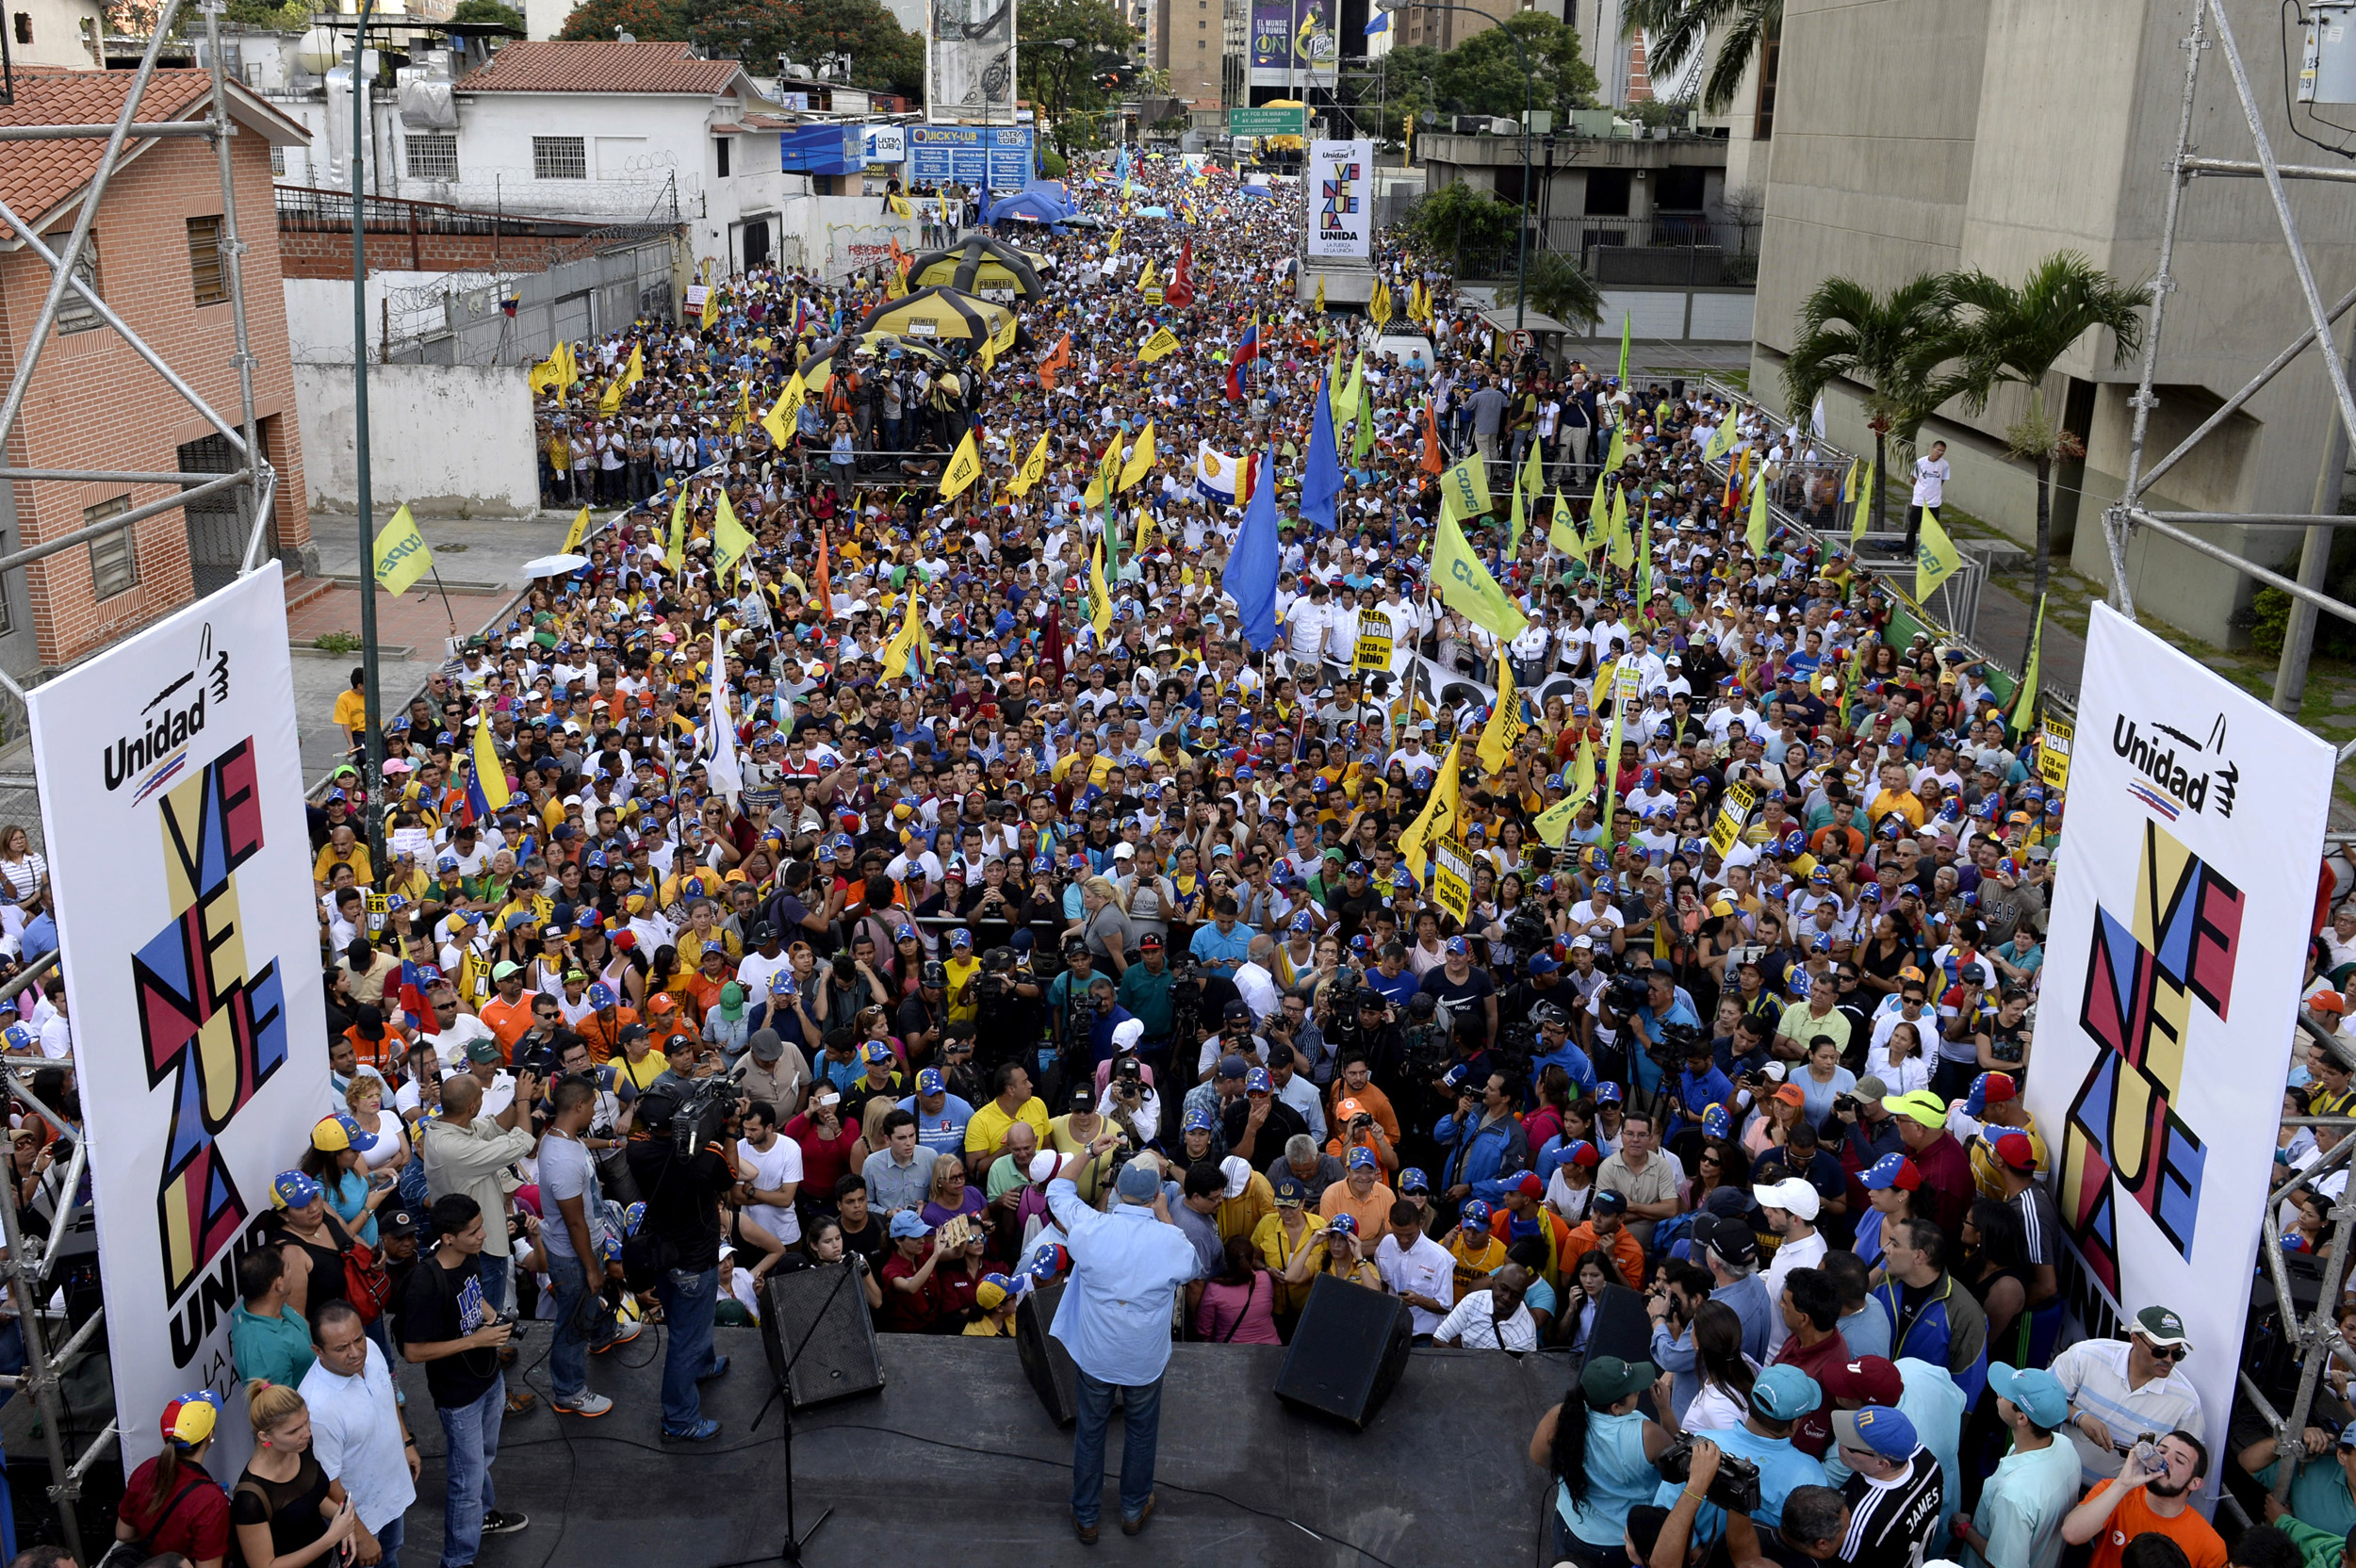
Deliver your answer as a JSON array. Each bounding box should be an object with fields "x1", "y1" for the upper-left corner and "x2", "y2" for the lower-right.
[
  {"x1": 545, "y1": 1251, "x2": 614, "y2": 1400},
  {"x1": 474, "y1": 1251, "x2": 511, "y2": 1315},
  {"x1": 656, "y1": 1266, "x2": 720, "y2": 1432},
  {"x1": 372, "y1": 1513, "x2": 404, "y2": 1568},
  {"x1": 434, "y1": 1376, "x2": 504, "y2": 1568},
  {"x1": 1072, "y1": 1369, "x2": 1164, "y2": 1528}
]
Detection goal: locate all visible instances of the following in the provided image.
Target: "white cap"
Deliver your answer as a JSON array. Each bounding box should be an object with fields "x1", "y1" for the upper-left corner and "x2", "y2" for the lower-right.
[
  {"x1": 1219, "y1": 1155, "x2": 1252, "y2": 1200},
  {"x1": 1112, "y1": 1018, "x2": 1145, "y2": 1050},
  {"x1": 1757, "y1": 1177, "x2": 1821, "y2": 1221},
  {"x1": 1028, "y1": 1151, "x2": 1066, "y2": 1184}
]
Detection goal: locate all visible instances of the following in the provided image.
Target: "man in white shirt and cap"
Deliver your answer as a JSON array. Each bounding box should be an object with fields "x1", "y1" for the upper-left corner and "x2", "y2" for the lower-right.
[{"x1": 1758, "y1": 1176, "x2": 1827, "y2": 1356}]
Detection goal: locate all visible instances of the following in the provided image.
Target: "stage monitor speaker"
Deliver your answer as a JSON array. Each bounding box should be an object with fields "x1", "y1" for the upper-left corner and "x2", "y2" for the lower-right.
[
  {"x1": 1016, "y1": 1279, "x2": 1081, "y2": 1428},
  {"x1": 1583, "y1": 1282, "x2": 1653, "y2": 1367},
  {"x1": 761, "y1": 1262, "x2": 885, "y2": 1410},
  {"x1": 1272, "y1": 1275, "x2": 1413, "y2": 1431}
]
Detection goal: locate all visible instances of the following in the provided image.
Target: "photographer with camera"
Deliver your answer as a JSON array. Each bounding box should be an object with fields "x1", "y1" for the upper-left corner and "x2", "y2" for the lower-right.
[
  {"x1": 1646, "y1": 1364, "x2": 1830, "y2": 1549},
  {"x1": 1098, "y1": 1048, "x2": 1162, "y2": 1148},
  {"x1": 968, "y1": 943, "x2": 1046, "y2": 1076},
  {"x1": 1532, "y1": 1354, "x2": 1676, "y2": 1566},
  {"x1": 401, "y1": 1194, "x2": 527, "y2": 1562},
  {"x1": 623, "y1": 1076, "x2": 749, "y2": 1443}
]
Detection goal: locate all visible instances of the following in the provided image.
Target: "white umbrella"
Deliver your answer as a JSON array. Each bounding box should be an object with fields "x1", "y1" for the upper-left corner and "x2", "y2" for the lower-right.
[{"x1": 521, "y1": 553, "x2": 591, "y2": 578}]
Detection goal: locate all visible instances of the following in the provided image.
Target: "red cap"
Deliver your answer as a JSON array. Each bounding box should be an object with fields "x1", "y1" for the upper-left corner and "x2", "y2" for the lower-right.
[
  {"x1": 1509, "y1": 1172, "x2": 1543, "y2": 1199},
  {"x1": 1994, "y1": 1131, "x2": 2037, "y2": 1172},
  {"x1": 1820, "y1": 1355, "x2": 1904, "y2": 1407},
  {"x1": 1980, "y1": 1073, "x2": 2019, "y2": 1104}
]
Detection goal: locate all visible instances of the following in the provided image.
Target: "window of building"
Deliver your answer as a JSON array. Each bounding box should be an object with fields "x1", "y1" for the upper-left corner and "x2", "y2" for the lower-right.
[
  {"x1": 85, "y1": 499, "x2": 137, "y2": 600},
  {"x1": 56, "y1": 235, "x2": 101, "y2": 335},
  {"x1": 406, "y1": 132, "x2": 458, "y2": 181},
  {"x1": 186, "y1": 216, "x2": 228, "y2": 306},
  {"x1": 270, "y1": 144, "x2": 286, "y2": 175},
  {"x1": 714, "y1": 136, "x2": 731, "y2": 178},
  {"x1": 12, "y1": 12, "x2": 30, "y2": 43},
  {"x1": 1584, "y1": 169, "x2": 1631, "y2": 217},
  {"x1": 532, "y1": 136, "x2": 587, "y2": 180},
  {"x1": 1653, "y1": 167, "x2": 1706, "y2": 211}
]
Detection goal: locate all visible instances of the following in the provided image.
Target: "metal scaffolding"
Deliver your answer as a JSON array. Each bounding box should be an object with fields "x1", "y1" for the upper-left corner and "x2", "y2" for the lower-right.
[
  {"x1": 0, "y1": 0, "x2": 277, "y2": 1551},
  {"x1": 2107, "y1": 0, "x2": 2356, "y2": 715},
  {"x1": 2102, "y1": 0, "x2": 2356, "y2": 1521}
]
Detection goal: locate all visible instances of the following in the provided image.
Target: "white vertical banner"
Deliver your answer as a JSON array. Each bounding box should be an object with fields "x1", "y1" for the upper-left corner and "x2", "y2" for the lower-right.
[
  {"x1": 25, "y1": 564, "x2": 330, "y2": 1473},
  {"x1": 2025, "y1": 601, "x2": 2331, "y2": 1503},
  {"x1": 1306, "y1": 139, "x2": 1374, "y2": 261}
]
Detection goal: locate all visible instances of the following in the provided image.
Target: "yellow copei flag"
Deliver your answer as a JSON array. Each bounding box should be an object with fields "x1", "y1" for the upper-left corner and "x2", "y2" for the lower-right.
[
  {"x1": 881, "y1": 586, "x2": 924, "y2": 678},
  {"x1": 887, "y1": 192, "x2": 914, "y2": 220},
  {"x1": 1917, "y1": 509, "x2": 1965, "y2": 599},
  {"x1": 1433, "y1": 513, "x2": 1528, "y2": 642},
  {"x1": 2012, "y1": 594, "x2": 2044, "y2": 732},
  {"x1": 1137, "y1": 260, "x2": 1158, "y2": 293},
  {"x1": 1009, "y1": 433, "x2": 1051, "y2": 498},
  {"x1": 940, "y1": 431, "x2": 986, "y2": 499},
  {"x1": 562, "y1": 507, "x2": 591, "y2": 553},
  {"x1": 1106, "y1": 227, "x2": 1123, "y2": 253},
  {"x1": 1746, "y1": 471, "x2": 1772, "y2": 557},
  {"x1": 762, "y1": 374, "x2": 806, "y2": 449},
  {"x1": 1088, "y1": 538, "x2": 1115, "y2": 636},
  {"x1": 1396, "y1": 741, "x2": 1463, "y2": 884},
  {"x1": 1436, "y1": 454, "x2": 1492, "y2": 525},
  {"x1": 598, "y1": 378, "x2": 624, "y2": 418},
  {"x1": 1081, "y1": 441, "x2": 1121, "y2": 510},
  {"x1": 1606, "y1": 486, "x2": 1635, "y2": 568},
  {"x1": 1547, "y1": 488, "x2": 1581, "y2": 556},
  {"x1": 622, "y1": 342, "x2": 644, "y2": 388},
  {"x1": 712, "y1": 490, "x2": 755, "y2": 577},
  {"x1": 1119, "y1": 422, "x2": 1156, "y2": 491},
  {"x1": 700, "y1": 286, "x2": 718, "y2": 330},
  {"x1": 1478, "y1": 658, "x2": 1526, "y2": 775},
  {"x1": 1850, "y1": 460, "x2": 1875, "y2": 542},
  {"x1": 1703, "y1": 416, "x2": 1735, "y2": 463},
  {"x1": 665, "y1": 488, "x2": 687, "y2": 570},
  {"x1": 372, "y1": 503, "x2": 434, "y2": 596},
  {"x1": 1314, "y1": 275, "x2": 1326, "y2": 313},
  {"x1": 1138, "y1": 326, "x2": 1181, "y2": 364}
]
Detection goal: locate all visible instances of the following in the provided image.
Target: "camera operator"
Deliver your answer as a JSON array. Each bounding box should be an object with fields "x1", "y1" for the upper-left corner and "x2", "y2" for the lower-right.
[
  {"x1": 1268, "y1": 992, "x2": 1331, "y2": 1089},
  {"x1": 1197, "y1": 998, "x2": 1269, "y2": 1080},
  {"x1": 1499, "y1": 951, "x2": 1570, "y2": 1042},
  {"x1": 967, "y1": 944, "x2": 1045, "y2": 1078},
  {"x1": 1097, "y1": 1047, "x2": 1162, "y2": 1145},
  {"x1": 624, "y1": 1079, "x2": 749, "y2": 1443},
  {"x1": 553, "y1": 1035, "x2": 639, "y2": 1203},
  {"x1": 1527, "y1": 1004, "x2": 1598, "y2": 1100},
  {"x1": 1823, "y1": 1073, "x2": 1902, "y2": 1176},
  {"x1": 1080, "y1": 974, "x2": 1139, "y2": 1069},
  {"x1": 894, "y1": 960, "x2": 950, "y2": 1065}
]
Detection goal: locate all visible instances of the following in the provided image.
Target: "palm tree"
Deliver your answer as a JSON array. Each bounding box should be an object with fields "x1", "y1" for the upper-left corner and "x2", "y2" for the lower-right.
[
  {"x1": 1490, "y1": 252, "x2": 1604, "y2": 335},
  {"x1": 1940, "y1": 253, "x2": 2147, "y2": 662},
  {"x1": 1781, "y1": 274, "x2": 1956, "y2": 547},
  {"x1": 1623, "y1": 0, "x2": 1779, "y2": 116}
]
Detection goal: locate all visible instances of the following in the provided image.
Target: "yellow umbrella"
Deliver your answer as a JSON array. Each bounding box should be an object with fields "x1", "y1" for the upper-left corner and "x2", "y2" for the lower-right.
[
  {"x1": 794, "y1": 332, "x2": 955, "y2": 394},
  {"x1": 856, "y1": 285, "x2": 1013, "y2": 343}
]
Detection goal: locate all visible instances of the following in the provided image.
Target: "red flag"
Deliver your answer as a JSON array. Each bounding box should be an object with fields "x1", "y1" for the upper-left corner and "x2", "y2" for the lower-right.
[
  {"x1": 1165, "y1": 238, "x2": 1195, "y2": 307},
  {"x1": 1420, "y1": 400, "x2": 1444, "y2": 475},
  {"x1": 1039, "y1": 332, "x2": 1072, "y2": 392},
  {"x1": 1042, "y1": 601, "x2": 1067, "y2": 685}
]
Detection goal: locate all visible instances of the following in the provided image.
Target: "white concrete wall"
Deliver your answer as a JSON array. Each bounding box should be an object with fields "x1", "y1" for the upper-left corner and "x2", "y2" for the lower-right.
[
  {"x1": 8, "y1": 0, "x2": 104, "y2": 69},
  {"x1": 777, "y1": 192, "x2": 923, "y2": 281},
  {"x1": 291, "y1": 361, "x2": 541, "y2": 517}
]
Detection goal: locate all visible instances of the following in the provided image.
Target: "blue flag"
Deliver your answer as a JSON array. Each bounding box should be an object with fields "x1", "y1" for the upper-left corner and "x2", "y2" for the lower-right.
[
  {"x1": 1300, "y1": 374, "x2": 1343, "y2": 534},
  {"x1": 1225, "y1": 446, "x2": 1281, "y2": 650}
]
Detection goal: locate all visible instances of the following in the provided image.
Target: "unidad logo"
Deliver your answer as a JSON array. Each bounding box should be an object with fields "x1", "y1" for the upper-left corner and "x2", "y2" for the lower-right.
[
  {"x1": 107, "y1": 621, "x2": 229, "y2": 792},
  {"x1": 2111, "y1": 712, "x2": 2238, "y2": 818}
]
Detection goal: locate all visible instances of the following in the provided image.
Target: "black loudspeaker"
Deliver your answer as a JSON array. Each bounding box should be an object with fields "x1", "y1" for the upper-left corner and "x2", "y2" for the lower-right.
[
  {"x1": 1272, "y1": 1275, "x2": 1413, "y2": 1430},
  {"x1": 760, "y1": 1262, "x2": 885, "y2": 1410},
  {"x1": 1581, "y1": 1282, "x2": 1653, "y2": 1365},
  {"x1": 1016, "y1": 1279, "x2": 1081, "y2": 1428}
]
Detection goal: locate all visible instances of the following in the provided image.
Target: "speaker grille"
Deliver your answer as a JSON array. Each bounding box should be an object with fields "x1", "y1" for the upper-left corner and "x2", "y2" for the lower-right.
[{"x1": 761, "y1": 1263, "x2": 886, "y2": 1409}]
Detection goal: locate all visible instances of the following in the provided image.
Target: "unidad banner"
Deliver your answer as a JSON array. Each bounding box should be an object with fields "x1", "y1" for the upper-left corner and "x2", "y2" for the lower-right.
[
  {"x1": 26, "y1": 564, "x2": 329, "y2": 1473},
  {"x1": 2025, "y1": 601, "x2": 2331, "y2": 1507}
]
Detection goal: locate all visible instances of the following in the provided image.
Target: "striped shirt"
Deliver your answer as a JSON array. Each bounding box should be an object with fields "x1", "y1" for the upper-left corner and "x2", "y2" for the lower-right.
[
  {"x1": 1838, "y1": 1446, "x2": 1944, "y2": 1567},
  {"x1": 2009, "y1": 1182, "x2": 2065, "y2": 1270},
  {"x1": 2050, "y1": 1338, "x2": 2205, "y2": 1481}
]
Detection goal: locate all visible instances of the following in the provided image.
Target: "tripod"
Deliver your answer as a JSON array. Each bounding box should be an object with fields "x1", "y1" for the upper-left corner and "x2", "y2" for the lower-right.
[{"x1": 749, "y1": 1262, "x2": 857, "y2": 1561}]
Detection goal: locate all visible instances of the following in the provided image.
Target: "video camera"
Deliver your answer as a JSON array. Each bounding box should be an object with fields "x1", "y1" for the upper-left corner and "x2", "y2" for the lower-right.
[
  {"x1": 644, "y1": 1074, "x2": 735, "y2": 1157},
  {"x1": 1654, "y1": 1438, "x2": 1762, "y2": 1514}
]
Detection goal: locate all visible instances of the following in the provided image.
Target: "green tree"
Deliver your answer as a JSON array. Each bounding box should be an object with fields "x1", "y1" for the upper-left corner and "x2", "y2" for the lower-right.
[
  {"x1": 560, "y1": 0, "x2": 692, "y2": 44},
  {"x1": 1490, "y1": 250, "x2": 1603, "y2": 333},
  {"x1": 1432, "y1": 12, "x2": 1598, "y2": 124},
  {"x1": 560, "y1": 0, "x2": 922, "y2": 97},
  {"x1": 450, "y1": 0, "x2": 526, "y2": 24},
  {"x1": 1406, "y1": 180, "x2": 1518, "y2": 275},
  {"x1": 1781, "y1": 274, "x2": 1956, "y2": 547},
  {"x1": 1621, "y1": 0, "x2": 1778, "y2": 116},
  {"x1": 220, "y1": 0, "x2": 308, "y2": 28},
  {"x1": 1018, "y1": 0, "x2": 1137, "y2": 154},
  {"x1": 1372, "y1": 45, "x2": 1442, "y2": 140},
  {"x1": 1940, "y1": 252, "x2": 2148, "y2": 656}
]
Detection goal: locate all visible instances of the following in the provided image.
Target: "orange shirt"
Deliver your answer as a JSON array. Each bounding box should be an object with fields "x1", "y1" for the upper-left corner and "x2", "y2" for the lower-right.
[
  {"x1": 1562, "y1": 1217, "x2": 1645, "y2": 1293},
  {"x1": 344, "y1": 1022, "x2": 414, "y2": 1079},
  {"x1": 478, "y1": 994, "x2": 536, "y2": 1062},
  {"x1": 1317, "y1": 1178, "x2": 1397, "y2": 1249},
  {"x1": 576, "y1": 1005, "x2": 640, "y2": 1065},
  {"x1": 682, "y1": 970, "x2": 730, "y2": 1022},
  {"x1": 2081, "y1": 1481, "x2": 2226, "y2": 1568},
  {"x1": 1328, "y1": 1082, "x2": 1402, "y2": 1147}
]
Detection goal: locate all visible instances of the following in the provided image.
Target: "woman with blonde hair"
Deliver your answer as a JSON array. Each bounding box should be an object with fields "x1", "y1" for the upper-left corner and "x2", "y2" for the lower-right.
[
  {"x1": 1067, "y1": 875, "x2": 1134, "y2": 967},
  {"x1": 849, "y1": 1092, "x2": 898, "y2": 1168},
  {"x1": 343, "y1": 1073, "x2": 409, "y2": 1178},
  {"x1": 231, "y1": 1380, "x2": 360, "y2": 1568}
]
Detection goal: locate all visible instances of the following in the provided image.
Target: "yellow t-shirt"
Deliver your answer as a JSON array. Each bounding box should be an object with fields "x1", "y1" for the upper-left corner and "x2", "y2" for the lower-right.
[
  {"x1": 943, "y1": 955, "x2": 981, "y2": 1027},
  {"x1": 964, "y1": 1095, "x2": 1051, "y2": 1156},
  {"x1": 315, "y1": 842, "x2": 374, "y2": 888},
  {"x1": 332, "y1": 689, "x2": 370, "y2": 741}
]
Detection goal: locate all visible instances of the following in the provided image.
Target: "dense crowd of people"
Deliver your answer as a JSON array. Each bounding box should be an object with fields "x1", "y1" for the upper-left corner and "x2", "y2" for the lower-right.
[{"x1": 37, "y1": 143, "x2": 2351, "y2": 1568}]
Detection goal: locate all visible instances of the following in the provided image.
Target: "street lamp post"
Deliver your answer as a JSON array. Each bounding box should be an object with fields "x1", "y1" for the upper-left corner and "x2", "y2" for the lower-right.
[{"x1": 1375, "y1": 0, "x2": 1532, "y2": 334}]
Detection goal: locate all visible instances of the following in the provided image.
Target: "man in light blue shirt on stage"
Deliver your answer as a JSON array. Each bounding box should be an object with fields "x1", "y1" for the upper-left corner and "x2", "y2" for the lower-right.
[{"x1": 1047, "y1": 1150, "x2": 1204, "y2": 1544}]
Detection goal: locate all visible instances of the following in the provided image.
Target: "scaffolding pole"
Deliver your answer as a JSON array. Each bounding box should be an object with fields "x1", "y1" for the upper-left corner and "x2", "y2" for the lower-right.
[{"x1": 0, "y1": 0, "x2": 273, "y2": 1545}]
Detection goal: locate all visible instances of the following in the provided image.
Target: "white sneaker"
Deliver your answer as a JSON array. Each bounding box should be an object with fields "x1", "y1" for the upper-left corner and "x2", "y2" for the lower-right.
[{"x1": 552, "y1": 1392, "x2": 613, "y2": 1418}]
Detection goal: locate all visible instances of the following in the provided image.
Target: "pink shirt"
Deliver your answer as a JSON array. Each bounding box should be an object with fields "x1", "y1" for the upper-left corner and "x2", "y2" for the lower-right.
[{"x1": 1193, "y1": 1269, "x2": 1283, "y2": 1344}]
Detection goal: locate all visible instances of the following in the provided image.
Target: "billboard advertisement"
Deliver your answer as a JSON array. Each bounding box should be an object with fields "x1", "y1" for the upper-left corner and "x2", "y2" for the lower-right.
[
  {"x1": 2024, "y1": 601, "x2": 2333, "y2": 1508},
  {"x1": 926, "y1": 0, "x2": 1015, "y2": 123},
  {"x1": 1249, "y1": 0, "x2": 1336, "y2": 90},
  {"x1": 908, "y1": 125, "x2": 1033, "y2": 190},
  {"x1": 26, "y1": 564, "x2": 328, "y2": 1473},
  {"x1": 1306, "y1": 138, "x2": 1373, "y2": 259},
  {"x1": 863, "y1": 124, "x2": 908, "y2": 163}
]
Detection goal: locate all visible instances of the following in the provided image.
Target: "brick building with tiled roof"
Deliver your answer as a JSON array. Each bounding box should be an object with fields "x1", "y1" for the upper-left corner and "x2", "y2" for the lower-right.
[{"x1": 0, "y1": 71, "x2": 316, "y2": 671}]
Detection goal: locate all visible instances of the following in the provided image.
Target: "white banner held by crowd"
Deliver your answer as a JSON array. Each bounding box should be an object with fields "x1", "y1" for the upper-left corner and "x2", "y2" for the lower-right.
[
  {"x1": 26, "y1": 564, "x2": 329, "y2": 1471},
  {"x1": 2023, "y1": 602, "x2": 2331, "y2": 1504},
  {"x1": 1306, "y1": 139, "x2": 1373, "y2": 261}
]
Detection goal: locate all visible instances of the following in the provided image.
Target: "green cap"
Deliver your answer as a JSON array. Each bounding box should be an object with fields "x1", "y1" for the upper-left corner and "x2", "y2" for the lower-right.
[{"x1": 1579, "y1": 1355, "x2": 1658, "y2": 1407}]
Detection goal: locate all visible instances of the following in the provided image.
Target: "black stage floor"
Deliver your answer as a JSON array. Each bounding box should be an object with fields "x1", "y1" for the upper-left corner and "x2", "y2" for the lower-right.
[{"x1": 397, "y1": 1325, "x2": 1572, "y2": 1568}]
